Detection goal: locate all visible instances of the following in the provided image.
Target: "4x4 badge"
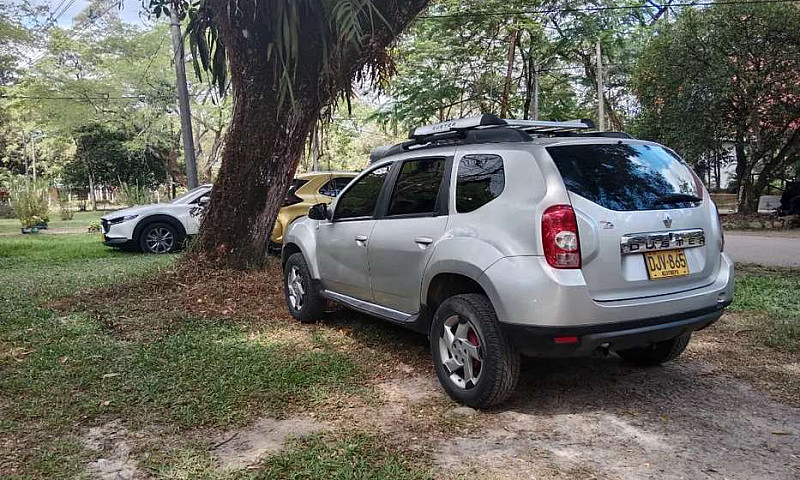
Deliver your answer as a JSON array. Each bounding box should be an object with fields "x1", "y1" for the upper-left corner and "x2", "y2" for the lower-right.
[{"x1": 663, "y1": 214, "x2": 673, "y2": 228}]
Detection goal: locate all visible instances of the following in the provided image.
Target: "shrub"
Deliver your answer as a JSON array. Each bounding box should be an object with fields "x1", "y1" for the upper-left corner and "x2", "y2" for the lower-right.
[
  {"x1": 118, "y1": 182, "x2": 152, "y2": 206},
  {"x1": 11, "y1": 181, "x2": 51, "y2": 228},
  {"x1": 0, "y1": 203, "x2": 14, "y2": 219},
  {"x1": 57, "y1": 189, "x2": 75, "y2": 221}
]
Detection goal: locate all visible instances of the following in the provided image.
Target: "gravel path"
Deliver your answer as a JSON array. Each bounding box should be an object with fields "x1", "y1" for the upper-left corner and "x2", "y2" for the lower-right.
[
  {"x1": 431, "y1": 354, "x2": 800, "y2": 479},
  {"x1": 725, "y1": 231, "x2": 800, "y2": 266}
]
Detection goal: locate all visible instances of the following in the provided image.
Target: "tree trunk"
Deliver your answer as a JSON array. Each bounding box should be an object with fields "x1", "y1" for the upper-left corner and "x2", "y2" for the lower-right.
[
  {"x1": 192, "y1": 0, "x2": 431, "y2": 269},
  {"x1": 88, "y1": 172, "x2": 97, "y2": 211},
  {"x1": 193, "y1": 51, "x2": 320, "y2": 269}
]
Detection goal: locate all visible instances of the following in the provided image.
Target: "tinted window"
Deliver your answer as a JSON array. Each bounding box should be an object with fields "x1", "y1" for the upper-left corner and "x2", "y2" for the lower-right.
[
  {"x1": 456, "y1": 154, "x2": 505, "y2": 213},
  {"x1": 334, "y1": 166, "x2": 389, "y2": 219},
  {"x1": 283, "y1": 179, "x2": 309, "y2": 206},
  {"x1": 547, "y1": 143, "x2": 701, "y2": 211},
  {"x1": 318, "y1": 177, "x2": 353, "y2": 198},
  {"x1": 387, "y1": 158, "x2": 445, "y2": 216}
]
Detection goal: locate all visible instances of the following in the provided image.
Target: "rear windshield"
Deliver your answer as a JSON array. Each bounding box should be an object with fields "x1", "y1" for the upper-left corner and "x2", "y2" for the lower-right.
[{"x1": 547, "y1": 143, "x2": 701, "y2": 211}]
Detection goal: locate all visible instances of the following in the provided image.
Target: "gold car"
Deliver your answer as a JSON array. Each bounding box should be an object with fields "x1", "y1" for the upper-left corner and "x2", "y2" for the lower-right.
[{"x1": 270, "y1": 171, "x2": 357, "y2": 244}]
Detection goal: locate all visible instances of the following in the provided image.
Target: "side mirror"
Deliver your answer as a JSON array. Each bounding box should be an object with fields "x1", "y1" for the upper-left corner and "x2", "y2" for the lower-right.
[
  {"x1": 308, "y1": 203, "x2": 330, "y2": 221},
  {"x1": 198, "y1": 195, "x2": 211, "y2": 206}
]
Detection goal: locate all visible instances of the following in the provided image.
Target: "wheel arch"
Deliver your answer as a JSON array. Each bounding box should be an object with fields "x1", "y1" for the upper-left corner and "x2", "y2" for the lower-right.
[
  {"x1": 133, "y1": 214, "x2": 187, "y2": 244},
  {"x1": 425, "y1": 272, "x2": 489, "y2": 315},
  {"x1": 281, "y1": 218, "x2": 321, "y2": 278}
]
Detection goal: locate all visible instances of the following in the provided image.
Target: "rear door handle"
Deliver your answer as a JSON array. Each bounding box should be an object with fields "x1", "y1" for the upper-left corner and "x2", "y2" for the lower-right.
[
  {"x1": 414, "y1": 236, "x2": 433, "y2": 245},
  {"x1": 355, "y1": 235, "x2": 368, "y2": 245}
]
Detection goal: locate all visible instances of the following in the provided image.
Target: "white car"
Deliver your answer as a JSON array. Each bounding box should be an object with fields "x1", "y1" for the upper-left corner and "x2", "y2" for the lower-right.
[{"x1": 101, "y1": 185, "x2": 212, "y2": 253}]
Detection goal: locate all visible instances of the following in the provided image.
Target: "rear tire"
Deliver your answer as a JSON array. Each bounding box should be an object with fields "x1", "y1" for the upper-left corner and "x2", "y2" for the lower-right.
[
  {"x1": 790, "y1": 196, "x2": 800, "y2": 215},
  {"x1": 430, "y1": 294, "x2": 520, "y2": 408},
  {"x1": 283, "y1": 253, "x2": 326, "y2": 323},
  {"x1": 616, "y1": 333, "x2": 691, "y2": 366}
]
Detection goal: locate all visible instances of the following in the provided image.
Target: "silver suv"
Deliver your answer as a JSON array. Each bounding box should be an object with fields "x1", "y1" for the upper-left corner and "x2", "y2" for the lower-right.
[{"x1": 282, "y1": 115, "x2": 734, "y2": 408}]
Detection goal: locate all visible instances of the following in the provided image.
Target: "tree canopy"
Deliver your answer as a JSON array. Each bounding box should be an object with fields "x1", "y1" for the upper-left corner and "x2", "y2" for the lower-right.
[{"x1": 633, "y1": 2, "x2": 800, "y2": 212}]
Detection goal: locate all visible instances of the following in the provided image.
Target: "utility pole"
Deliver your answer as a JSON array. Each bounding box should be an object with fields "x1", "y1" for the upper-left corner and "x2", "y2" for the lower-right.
[
  {"x1": 30, "y1": 132, "x2": 37, "y2": 182},
  {"x1": 532, "y1": 62, "x2": 540, "y2": 121},
  {"x1": 20, "y1": 131, "x2": 28, "y2": 178},
  {"x1": 500, "y1": 29, "x2": 518, "y2": 118},
  {"x1": 169, "y1": 3, "x2": 199, "y2": 188},
  {"x1": 596, "y1": 39, "x2": 605, "y2": 131}
]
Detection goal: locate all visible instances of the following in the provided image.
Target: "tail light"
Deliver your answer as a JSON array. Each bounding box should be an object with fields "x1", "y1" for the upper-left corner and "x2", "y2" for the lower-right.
[
  {"x1": 542, "y1": 205, "x2": 581, "y2": 269},
  {"x1": 714, "y1": 205, "x2": 725, "y2": 252}
]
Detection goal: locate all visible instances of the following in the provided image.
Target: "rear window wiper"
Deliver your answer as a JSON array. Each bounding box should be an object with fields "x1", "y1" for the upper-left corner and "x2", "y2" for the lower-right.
[{"x1": 653, "y1": 193, "x2": 703, "y2": 205}]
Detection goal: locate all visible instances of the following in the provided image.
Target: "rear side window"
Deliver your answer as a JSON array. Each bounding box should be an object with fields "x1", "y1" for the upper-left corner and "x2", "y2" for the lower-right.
[
  {"x1": 456, "y1": 154, "x2": 505, "y2": 213},
  {"x1": 387, "y1": 158, "x2": 445, "y2": 216},
  {"x1": 283, "y1": 179, "x2": 309, "y2": 206},
  {"x1": 547, "y1": 143, "x2": 701, "y2": 211},
  {"x1": 318, "y1": 177, "x2": 352, "y2": 197},
  {"x1": 334, "y1": 166, "x2": 389, "y2": 220}
]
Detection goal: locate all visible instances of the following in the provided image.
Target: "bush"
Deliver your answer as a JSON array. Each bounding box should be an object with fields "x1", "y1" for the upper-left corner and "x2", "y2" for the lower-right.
[
  {"x1": 0, "y1": 203, "x2": 14, "y2": 219},
  {"x1": 57, "y1": 189, "x2": 74, "y2": 221},
  {"x1": 11, "y1": 181, "x2": 50, "y2": 228},
  {"x1": 118, "y1": 182, "x2": 152, "y2": 206}
]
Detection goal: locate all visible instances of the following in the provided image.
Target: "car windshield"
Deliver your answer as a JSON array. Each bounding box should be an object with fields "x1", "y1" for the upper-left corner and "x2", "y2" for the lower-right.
[
  {"x1": 547, "y1": 143, "x2": 701, "y2": 211},
  {"x1": 170, "y1": 186, "x2": 208, "y2": 204}
]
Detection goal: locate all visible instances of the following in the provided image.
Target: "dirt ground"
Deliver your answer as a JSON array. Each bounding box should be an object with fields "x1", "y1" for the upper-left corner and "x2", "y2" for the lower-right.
[{"x1": 56, "y1": 265, "x2": 800, "y2": 479}]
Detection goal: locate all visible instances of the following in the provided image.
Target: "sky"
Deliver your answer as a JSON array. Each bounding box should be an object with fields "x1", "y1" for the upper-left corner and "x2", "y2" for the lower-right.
[{"x1": 36, "y1": 0, "x2": 147, "y2": 27}]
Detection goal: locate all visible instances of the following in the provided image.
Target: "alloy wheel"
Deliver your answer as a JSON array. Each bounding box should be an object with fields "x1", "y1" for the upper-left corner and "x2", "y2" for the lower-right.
[
  {"x1": 438, "y1": 315, "x2": 484, "y2": 389},
  {"x1": 145, "y1": 227, "x2": 174, "y2": 253},
  {"x1": 286, "y1": 265, "x2": 305, "y2": 311}
]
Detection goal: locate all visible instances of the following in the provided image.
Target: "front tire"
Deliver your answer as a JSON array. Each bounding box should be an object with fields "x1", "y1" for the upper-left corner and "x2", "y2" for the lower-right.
[
  {"x1": 616, "y1": 333, "x2": 691, "y2": 366},
  {"x1": 283, "y1": 253, "x2": 326, "y2": 323},
  {"x1": 430, "y1": 294, "x2": 520, "y2": 408},
  {"x1": 138, "y1": 222, "x2": 180, "y2": 254}
]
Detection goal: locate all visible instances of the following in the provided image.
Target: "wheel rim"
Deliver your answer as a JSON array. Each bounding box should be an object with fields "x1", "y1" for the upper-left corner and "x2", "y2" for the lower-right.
[
  {"x1": 286, "y1": 265, "x2": 305, "y2": 311},
  {"x1": 438, "y1": 315, "x2": 484, "y2": 389},
  {"x1": 145, "y1": 227, "x2": 174, "y2": 253}
]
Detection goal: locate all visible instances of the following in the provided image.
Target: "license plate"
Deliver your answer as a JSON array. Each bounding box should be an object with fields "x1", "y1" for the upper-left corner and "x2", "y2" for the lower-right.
[{"x1": 644, "y1": 249, "x2": 689, "y2": 279}]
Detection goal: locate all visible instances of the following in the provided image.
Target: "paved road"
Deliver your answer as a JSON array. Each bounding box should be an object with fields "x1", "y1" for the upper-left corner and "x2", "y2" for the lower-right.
[{"x1": 725, "y1": 231, "x2": 800, "y2": 266}]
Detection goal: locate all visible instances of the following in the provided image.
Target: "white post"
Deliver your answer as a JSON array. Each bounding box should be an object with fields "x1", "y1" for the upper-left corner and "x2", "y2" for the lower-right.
[
  {"x1": 596, "y1": 39, "x2": 605, "y2": 131},
  {"x1": 532, "y1": 62, "x2": 540, "y2": 121}
]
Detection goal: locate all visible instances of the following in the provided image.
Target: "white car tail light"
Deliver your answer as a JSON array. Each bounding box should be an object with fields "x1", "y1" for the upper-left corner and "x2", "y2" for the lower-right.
[{"x1": 542, "y1": 205, "x2": 581, "y2": 269}]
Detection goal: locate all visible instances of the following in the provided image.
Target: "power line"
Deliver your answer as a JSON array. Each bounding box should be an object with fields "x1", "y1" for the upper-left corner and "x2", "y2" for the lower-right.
[
  {"x1": 135, "y1": 33, "x2": 169, "y2": 92},
  {"x1": 28, "y1": 1, "x2": 123, "y2": 66},
  {"x1": 0, "y1": 93, "x2": 191, "y2": 101},
  {"x1": 47, "y1": 0, "x2": 78, "y2": 26},
  {"x1": 418, "y1": 0, "x2": 800, "y2": 19}
]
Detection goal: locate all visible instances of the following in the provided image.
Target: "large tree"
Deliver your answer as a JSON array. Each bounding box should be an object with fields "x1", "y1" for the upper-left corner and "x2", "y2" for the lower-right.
[
  {"x1": 633, "y1": 3, "x2": 800, "y2": 213},
  {"x1": 154, "y1": 0, "x2": 430, "y2": 269}
]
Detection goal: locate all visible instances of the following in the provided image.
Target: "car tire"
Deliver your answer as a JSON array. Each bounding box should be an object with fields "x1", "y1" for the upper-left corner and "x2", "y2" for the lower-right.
[
  {"x1": 138, "y1": 222, "x2": 181, "y2": 254},
  {"x1": 790, "y1": 196, "x2": 800, "y2": 215},
  {"x1": 616, "y1": 333, "x2": 691, "y2": 366},
  {"x1": 430, "y1": 293, "x2": 520, "y2": 408},
  {"x1": 284, "y1": 252, "x2": 326, "y2": 323}
]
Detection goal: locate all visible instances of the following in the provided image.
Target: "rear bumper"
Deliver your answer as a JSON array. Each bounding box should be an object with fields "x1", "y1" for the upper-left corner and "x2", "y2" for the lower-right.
[
  {"x1": 500, "y1": 302, "x2": 728, "y2": 357},
  {"x1": 479, "y1": 253, "x2": 734, "y2": 327}
]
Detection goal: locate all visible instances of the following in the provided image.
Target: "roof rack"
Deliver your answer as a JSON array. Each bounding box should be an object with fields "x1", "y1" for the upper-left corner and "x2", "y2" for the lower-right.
[
  {"x1": 408, "y1": 114, "x2": 595, "y2": 139},
  {"x1": 370, "y1": 115, "x2": 602, "y2": 164}
]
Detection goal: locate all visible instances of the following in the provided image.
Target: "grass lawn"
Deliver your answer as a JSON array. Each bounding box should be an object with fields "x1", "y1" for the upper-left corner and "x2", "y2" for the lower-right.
[
  {"x1": 0, "y1": 234, "x2": 431, "y2": 479},
  {"x1": 0, "y1": 210, "x2": 115, "y2": 235},
  {"x1": 3, "y1": 234, "x2": 796, "y2": 479},
  {"x1": 729, "y1": 264, "x2": 800, "y2": 351}
]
